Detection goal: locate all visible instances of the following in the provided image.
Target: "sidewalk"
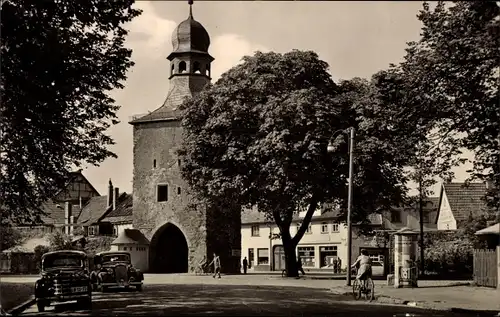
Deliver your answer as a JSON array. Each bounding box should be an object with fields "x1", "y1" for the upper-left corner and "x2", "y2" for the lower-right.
[{"x1": 330, "y1": 280, "x2": 500, "y2": 314}]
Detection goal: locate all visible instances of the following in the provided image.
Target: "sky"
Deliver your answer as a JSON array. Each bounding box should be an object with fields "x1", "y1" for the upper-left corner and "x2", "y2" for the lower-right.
[{"x1": 81, "y1": 1, "x2": 473, "y2": 197}]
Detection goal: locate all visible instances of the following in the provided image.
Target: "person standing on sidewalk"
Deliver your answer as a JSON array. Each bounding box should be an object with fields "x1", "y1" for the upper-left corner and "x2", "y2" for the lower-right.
[
  {"x1": 242, "y1": 257, "x2": 248, "y2": 274},
  {"x1": 297, "y1": 254, "x2": 306, "y2": 276},
  {"x1": 337, "y1": 257, "x2": 342, "y2": 273},
  {"x1": 209, "y1": 252, "x2": 221, "y2": 278}
]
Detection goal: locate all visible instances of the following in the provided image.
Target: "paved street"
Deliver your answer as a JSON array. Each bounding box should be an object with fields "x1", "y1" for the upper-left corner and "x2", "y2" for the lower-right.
[{"x1": 21, "y1": 283, "x2": 470, "y2": 317}]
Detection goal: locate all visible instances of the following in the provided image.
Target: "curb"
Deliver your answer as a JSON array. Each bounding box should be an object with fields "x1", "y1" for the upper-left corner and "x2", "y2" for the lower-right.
[
  {"x1": 329, "y1": 288, "x2": 500, "y2": 316},
  {"x1": 7, "y1": 296, "x2": 35, "y2": 316}
]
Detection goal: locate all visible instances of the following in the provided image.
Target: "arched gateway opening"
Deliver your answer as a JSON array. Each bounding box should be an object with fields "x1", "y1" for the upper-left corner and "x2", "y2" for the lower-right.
[{"x1": 150, "y1": 223, "x2": 189, "y2": 273}]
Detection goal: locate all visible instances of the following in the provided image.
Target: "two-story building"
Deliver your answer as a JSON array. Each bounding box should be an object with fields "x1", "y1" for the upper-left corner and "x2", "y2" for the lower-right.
[
  {"x1": 241, "y1": 197, "x2": 439, "y2": 274},
  {"x1": 241, "y1": 205, "x2": 379, "y2": 272}
]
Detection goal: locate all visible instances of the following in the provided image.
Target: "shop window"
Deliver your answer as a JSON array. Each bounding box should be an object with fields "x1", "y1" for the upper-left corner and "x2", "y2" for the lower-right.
[
  {"x1": 257, "y1": 248, "x2": 269, "y2": 265},
  {"x1": 320, "y1": 245, "x2": 338, "y2": 268},
  {"x1": 298, "y1": 246, "x2": 315, "y2": 267}
]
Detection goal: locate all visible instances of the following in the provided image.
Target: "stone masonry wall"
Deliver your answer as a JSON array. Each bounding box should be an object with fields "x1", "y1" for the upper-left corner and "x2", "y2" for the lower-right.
[{"x1": 132, "y1": 120, "x2": 241, "y2": 273}]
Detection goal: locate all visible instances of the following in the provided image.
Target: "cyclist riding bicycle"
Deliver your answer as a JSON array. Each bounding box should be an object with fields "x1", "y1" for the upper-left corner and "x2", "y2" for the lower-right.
[{"x1": 351, "y1": 249, "x2": 372, "y2": 285}]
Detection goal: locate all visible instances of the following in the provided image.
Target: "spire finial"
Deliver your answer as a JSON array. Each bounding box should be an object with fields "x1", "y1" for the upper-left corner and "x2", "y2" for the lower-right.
[{"x1": 188, "y1": 0, "x2": 193, "y2": 18}]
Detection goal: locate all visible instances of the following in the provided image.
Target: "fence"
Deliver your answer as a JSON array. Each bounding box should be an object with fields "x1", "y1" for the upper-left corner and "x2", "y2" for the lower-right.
[{"x1": 473, "y1": 249, "x2": 498, "y2": 288}]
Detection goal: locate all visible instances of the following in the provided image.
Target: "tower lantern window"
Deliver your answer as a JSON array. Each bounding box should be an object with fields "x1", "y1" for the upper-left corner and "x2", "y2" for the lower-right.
[{"x1": 179, "y1": 61, "x2": 187, "y2": 73}]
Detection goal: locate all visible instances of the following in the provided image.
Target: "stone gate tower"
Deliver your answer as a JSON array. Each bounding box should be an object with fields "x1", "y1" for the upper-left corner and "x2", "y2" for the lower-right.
[{"x1": 129, "y1": 2, "x2": 241, "y2": 274}]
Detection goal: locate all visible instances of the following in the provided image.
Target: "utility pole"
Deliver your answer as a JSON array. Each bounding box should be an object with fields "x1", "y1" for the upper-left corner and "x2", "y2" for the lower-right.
[{"x1": 346, "y1": 127, "x2": 355, "y2": 286}]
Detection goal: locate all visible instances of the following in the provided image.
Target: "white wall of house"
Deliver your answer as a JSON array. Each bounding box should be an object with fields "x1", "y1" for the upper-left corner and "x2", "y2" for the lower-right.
[
  {"x1": 110, "y1": 243, "x2": 149, "y2": 272},
  {"x1": 113, "y1": 223, "x2": 133, "y2": 236},
  {"x1": 381, "y1": 209, "x2": 437, "y2": 231},
  {"x1": 241, "y1": 220, "x2": 348, "y2": 271},
  {"x1": 437, "y1": 193, "x2": 457, "y2": 230}
]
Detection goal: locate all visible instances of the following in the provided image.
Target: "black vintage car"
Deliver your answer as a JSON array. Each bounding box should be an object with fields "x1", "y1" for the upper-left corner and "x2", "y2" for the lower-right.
[
  {"x1": 35, "y1": 250, "x2": 92, "y2": 312},
  {"x1": 90, "y1": 251, "x2": 143, "y2": 292}
]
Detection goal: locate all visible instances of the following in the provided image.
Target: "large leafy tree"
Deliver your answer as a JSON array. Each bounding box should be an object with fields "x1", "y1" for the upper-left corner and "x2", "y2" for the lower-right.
[
  {"x1": 179, "y1": 51, "x2": 419, "y2": 276},
  {"x1": 0, "y1": 0, "x2": 141, "y2": 224},
  {"x1": 398, "y1": 1, "x2": 500, "y2": 211}
]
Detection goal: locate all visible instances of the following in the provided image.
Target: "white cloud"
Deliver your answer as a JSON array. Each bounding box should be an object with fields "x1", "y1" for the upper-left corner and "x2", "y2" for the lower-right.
[
  {"x1": 126, "y1": 2, "x2": 177, "y2": 58},
  {"x1": 210, "y1": 34, "x2": 270, "y2": 80}
]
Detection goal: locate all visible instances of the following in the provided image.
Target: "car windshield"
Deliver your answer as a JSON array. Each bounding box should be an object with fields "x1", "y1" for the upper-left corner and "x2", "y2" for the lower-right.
[
  {"x1": 43, "y1": 254, "x2": 84, "y2": 270},
  {"x1": 102, "y1": 254, "x2": 130, "y2": 263}
]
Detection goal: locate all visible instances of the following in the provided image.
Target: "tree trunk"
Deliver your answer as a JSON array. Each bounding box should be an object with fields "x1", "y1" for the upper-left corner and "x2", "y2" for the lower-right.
[{"x1": 281, "y1": 231, "x2": 298, "y2": 277}]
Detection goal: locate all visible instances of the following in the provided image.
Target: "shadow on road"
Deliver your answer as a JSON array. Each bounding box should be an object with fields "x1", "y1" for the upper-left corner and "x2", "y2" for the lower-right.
[{"x1": 23, "y1": 284, "x2": 474, "y2": 316}]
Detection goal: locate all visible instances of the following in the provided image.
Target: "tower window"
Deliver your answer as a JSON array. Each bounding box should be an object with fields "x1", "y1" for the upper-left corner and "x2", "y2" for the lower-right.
[
  {"x1": 193, "y1": 61, "x2": 201, "y2": 74},
  {"x1": 206, "y1": 64, "x2": 210, "y2": 76},
  {"x1": 153, "y1": 159, "x2": 156, "y2": 168},
  {"x1": 177, "y1": 187, "x2": 181, "y2": 195},
  {"x1": 157, "y1": 184, "x2": 169, "y2": 202},
  {"x1": 179, "y1": 61, "x2": 187, "y2": 73},
  {"x1": 171, "y1": 64, "x2": 175, "y2": 75}
]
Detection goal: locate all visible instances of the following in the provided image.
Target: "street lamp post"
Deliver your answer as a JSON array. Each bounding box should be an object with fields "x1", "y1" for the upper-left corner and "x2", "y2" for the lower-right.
[
  {"x1": 346, "y1": 127, "x2": 355, "y2": 286},
  {"x1": 327, "y1": 127, "x2": 355, "y2": 286}
]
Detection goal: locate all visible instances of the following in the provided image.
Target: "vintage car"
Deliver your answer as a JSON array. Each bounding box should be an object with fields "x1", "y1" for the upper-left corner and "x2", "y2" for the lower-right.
[
  {"x1": 34, "y1": 250, "x2": 92, "y2": 312},
  {"x1": 90, "y1": 251, "x2": 143, "y2": 292}
]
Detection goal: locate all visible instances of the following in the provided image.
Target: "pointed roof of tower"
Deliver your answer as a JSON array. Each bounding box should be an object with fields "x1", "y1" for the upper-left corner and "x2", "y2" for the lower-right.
[
  {"x1": 170, "y1": 0, "x2": 211, "y2": 55},
  {"x1": 129, "y1": 1, "x2": 211, "y2": 125}
]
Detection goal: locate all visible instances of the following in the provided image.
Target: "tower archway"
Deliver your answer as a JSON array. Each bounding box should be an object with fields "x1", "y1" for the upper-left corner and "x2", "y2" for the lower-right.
[{"x1": 149, "y1": 223, "x2": 189, "y2": 273}]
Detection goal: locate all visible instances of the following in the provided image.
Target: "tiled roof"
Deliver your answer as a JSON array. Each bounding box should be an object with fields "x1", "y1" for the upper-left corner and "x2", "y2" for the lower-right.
[
  {"x1": 129, "y1": 109, "x2": 181, "y2": 124},
  {"x1": 101, "y1": 193, "x2": 132, "y2": 222},
  {"x1": 77, "y1": 196, "x2": 110, "y2": 225},
  {"x1": 39, "y1": 200, "x2": 81, "y2": 226},
  {"x1": 112, "y1": 229, "x2": 150, "y2": 245},
  {"x1": 241, "y1": 205, "x2": 342, "y2": 225},
  {"x1": 442, "y1": 182, "x2": 488, "y2": 221}
]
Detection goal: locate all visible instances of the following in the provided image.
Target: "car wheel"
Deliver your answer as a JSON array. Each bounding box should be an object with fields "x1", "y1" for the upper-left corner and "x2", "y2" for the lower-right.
[
  {"x1": 136, "y1": 284, "x2": 142, "y2": 292},
  {"x1": 36, "y1": 300, "x2": 46, "y2": 312}
]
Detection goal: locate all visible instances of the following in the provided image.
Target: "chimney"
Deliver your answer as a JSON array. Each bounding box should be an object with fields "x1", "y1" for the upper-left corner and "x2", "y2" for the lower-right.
[
  {"x1": 485, "y1": 180, "x2": 494, "y2": 190},
  {"x1": 64, "y1": 202, "x2": 72, "y2": 235},
  {"x1": 113, "y1": 187, "x2": 119, "y2": 210},
  {"x1": 70, "y1": 215, "x2": 75, "y2": 235},
  {"x1": 107, "y1": 179, "x2": 114, "y2": 208}
]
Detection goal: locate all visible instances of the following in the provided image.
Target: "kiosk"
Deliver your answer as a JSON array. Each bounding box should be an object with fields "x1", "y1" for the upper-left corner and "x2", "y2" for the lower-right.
[{"x1": 393, "y1": 227, "x2": 419, "y2": 288}]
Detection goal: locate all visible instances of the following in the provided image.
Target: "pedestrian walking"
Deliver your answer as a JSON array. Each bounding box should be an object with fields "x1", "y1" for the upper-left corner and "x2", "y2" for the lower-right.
[
  {"x1": 242, "y1": 256, "x2": 248, "y2": 274},
  {"x1": 208, "y1": 252, "x2": 221, "y2": 278},
  {"x1": 337, "y1": 257, "x2": 342, "y2": 273},
  {"x1": 297, "y1": 254, "x2": 305, "y2": 276},
  {"x1": 333, "y1": 257, "x2": 338, "y2": 274}
]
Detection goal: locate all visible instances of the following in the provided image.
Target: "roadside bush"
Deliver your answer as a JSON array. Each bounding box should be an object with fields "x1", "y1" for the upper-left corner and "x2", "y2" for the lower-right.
[
  {"x1": 0, "y1": 226, "x2": 22, "y2": 251},
  {"x1": 33, "y1": 245, "x2": 50, "y2": 271},
  {"x1": 84, "y1": 236, "x2": 114, "y2": 257},
  {"x1": 47, "y1": 231, "x2": 76, "y2": 251},
  {"x1": 422, "y1": 230, "x2": 474, "y2": 277}
]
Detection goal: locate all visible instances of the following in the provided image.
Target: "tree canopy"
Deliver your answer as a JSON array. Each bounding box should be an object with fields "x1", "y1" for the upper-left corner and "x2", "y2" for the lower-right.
[
  {"x1": 397, "y1": 1, "x2": 500, "y2": 211},
  {"x1": 179, "y1": 50, "x2": 424, "y2": 275},
  {"x1": 0, "y1": 0, "x2": 141, "y2": 224}
]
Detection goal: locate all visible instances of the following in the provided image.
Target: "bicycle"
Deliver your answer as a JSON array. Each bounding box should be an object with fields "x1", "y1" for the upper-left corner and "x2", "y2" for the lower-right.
[{"x1": 352, "y1": 268, "x2": 374, "y2": 301}]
